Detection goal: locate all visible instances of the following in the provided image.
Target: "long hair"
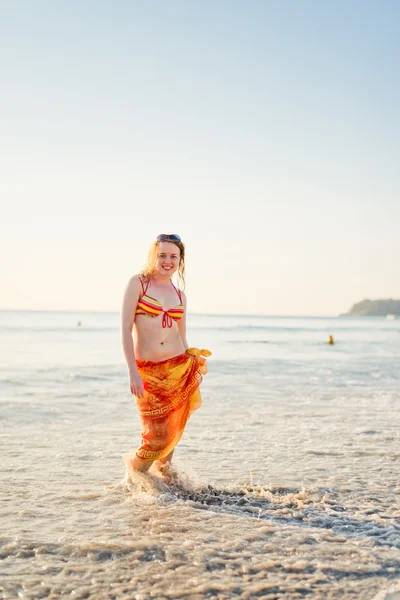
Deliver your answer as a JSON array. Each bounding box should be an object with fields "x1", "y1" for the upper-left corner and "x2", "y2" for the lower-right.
[{"x1": 139, "y1": 240, "x2": 186, "y2": 289}]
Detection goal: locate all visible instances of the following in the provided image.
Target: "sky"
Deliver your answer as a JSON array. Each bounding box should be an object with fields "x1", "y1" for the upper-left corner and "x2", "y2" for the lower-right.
[{"x1": 1, "y1": 0, "x2": 399, "y2": 316}]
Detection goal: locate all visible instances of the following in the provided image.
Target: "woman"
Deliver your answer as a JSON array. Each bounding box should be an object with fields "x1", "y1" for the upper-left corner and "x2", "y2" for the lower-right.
[{"x1": 121, "y1": 233, "x2": 211, "y2": 473}]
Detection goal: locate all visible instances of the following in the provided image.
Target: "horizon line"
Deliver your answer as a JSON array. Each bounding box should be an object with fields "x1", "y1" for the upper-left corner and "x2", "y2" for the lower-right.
[{"x1": 0, "y1": 307, "x2": 346, "y2": 318}]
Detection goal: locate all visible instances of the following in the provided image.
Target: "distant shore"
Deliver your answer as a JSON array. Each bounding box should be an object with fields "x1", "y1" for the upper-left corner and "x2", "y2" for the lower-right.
[{"x1": 340, "y1": 298, "x2": 400, "y2": 317}]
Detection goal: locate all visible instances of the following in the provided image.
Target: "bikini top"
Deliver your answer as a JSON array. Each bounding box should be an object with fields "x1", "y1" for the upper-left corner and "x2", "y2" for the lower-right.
[{"x1": 135, "y1": 276, "x2": 184, "y2": 328}]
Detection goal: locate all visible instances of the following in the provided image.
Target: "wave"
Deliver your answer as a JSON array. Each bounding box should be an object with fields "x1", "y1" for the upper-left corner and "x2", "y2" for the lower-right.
[
  {"x1": 229, "y1": 340, "x2": 271, "y2": 344},
  {"x1": 121, "y1": 462, "x2": 400, "y2": 550}
]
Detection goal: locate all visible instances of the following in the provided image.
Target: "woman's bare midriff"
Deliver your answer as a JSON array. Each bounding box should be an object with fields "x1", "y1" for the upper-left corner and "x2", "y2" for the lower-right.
[{"x1": 133, "y1": 315, "x2": 185, "y2": 362}]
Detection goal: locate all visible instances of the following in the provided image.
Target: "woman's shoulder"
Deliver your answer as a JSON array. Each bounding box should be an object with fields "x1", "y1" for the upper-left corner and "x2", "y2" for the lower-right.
[{"x1": 126, "y1": 275, "x2": 144, "y2": 291}]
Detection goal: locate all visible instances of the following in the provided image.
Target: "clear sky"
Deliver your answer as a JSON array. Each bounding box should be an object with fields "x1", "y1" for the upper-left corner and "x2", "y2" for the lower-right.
[{"x1": 1, "y1": 1, "x2": 399, "y2": 315}]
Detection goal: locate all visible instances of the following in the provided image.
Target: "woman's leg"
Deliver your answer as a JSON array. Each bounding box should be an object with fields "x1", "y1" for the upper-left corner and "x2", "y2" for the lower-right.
[
  {"x1": 158, "y1": 450, "x2": 174, "y2": 465},
  {"x1": 129, "y1": 456, "x2": 153, "y2": 472}
]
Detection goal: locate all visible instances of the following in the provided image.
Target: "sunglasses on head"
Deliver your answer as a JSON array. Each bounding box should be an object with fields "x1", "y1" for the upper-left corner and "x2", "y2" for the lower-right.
[{"x1": 156, "y1": 234, "x2": 181, "y2": 243}]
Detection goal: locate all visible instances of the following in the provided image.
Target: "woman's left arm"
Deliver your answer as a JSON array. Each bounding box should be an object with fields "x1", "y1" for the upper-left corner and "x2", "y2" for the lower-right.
[{"x1": 177, "y1": 291, "x2": 188, "y2": 350}]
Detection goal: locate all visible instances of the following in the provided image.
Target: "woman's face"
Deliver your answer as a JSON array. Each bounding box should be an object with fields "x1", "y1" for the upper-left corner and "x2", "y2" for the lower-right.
[{"x1": 154, "y1": 242, "x2": 181, "y2": 277}]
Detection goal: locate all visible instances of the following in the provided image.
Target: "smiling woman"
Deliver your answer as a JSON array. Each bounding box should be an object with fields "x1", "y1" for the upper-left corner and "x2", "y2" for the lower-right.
[{"x1": 120, "y1": 234, "x2": 211, "y2": 473}]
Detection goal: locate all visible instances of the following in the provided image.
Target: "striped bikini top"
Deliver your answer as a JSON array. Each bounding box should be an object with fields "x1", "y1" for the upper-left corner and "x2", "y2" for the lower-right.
[{"x1": 135, "y1": 276, "x2": 184, "y2": 328}]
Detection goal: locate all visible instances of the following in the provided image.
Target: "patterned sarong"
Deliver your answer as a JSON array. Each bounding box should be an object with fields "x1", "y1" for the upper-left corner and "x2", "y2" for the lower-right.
[{"x1": 134, "y1": 348, "x2": 211, "y2": 462}]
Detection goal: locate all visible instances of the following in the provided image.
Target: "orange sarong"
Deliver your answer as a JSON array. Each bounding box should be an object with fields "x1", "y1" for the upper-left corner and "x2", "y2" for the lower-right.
[{"x1": 134, "y1": 348, "x2": 211, "y2": 462}]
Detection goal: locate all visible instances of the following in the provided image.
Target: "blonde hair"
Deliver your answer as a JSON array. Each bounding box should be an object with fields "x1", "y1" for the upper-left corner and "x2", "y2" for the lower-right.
[{"x1": 139, "y1": 239, "x2": 186, "y2": 289}]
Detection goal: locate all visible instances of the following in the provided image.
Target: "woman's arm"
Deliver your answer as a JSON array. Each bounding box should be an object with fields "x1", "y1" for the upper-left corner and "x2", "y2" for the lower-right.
[
  {"x1": 121, "y1": 276, "x2": 144, "y2": 397},
  {"x1": 177, "y1": 291, "x2": 188, "y2": 350}
]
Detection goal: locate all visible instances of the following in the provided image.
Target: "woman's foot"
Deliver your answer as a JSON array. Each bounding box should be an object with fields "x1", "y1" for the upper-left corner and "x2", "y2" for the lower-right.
[
  {"x1": 153, "y1": 460, "x2": 179, "y2": 485},
  {"x1": 153, "y1": 459, "x2": 169, "y2": 474}
]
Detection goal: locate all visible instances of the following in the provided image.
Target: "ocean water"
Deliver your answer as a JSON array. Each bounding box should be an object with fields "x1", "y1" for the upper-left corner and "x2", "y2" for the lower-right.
[{"x1": 1, "y1": 310, "x2": 400, "y2": 600}]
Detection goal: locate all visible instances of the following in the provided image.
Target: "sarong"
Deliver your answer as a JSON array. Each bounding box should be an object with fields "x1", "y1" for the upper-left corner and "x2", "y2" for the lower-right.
[{"x1": 134, "y1": 348, "x2": 211, "y2": 462}]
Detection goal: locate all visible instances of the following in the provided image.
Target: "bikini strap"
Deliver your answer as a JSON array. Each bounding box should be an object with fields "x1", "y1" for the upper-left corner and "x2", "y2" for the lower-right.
[
  {"x1": 170, "y1": 280, "x2": 183, "y2": 304},
  {"x1": 138, "y1": 275, "x2": 150, "y2": 297}
]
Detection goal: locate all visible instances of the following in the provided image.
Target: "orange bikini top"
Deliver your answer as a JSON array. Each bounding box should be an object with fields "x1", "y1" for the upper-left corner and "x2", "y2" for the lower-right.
[{"x1": 135, "y1": 276, "x2": 184, "y2": 328}]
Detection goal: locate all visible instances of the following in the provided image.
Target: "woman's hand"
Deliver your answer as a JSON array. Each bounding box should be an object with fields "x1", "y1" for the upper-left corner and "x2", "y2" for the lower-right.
[{"x1": 129, "y1": 370, "x2": 144, "y2": 398}]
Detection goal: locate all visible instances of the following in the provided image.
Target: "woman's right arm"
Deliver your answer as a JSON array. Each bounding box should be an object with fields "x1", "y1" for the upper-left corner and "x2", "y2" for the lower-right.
[{"x1": 121, "y1": 276, "x2": 144, "y2": 398}]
